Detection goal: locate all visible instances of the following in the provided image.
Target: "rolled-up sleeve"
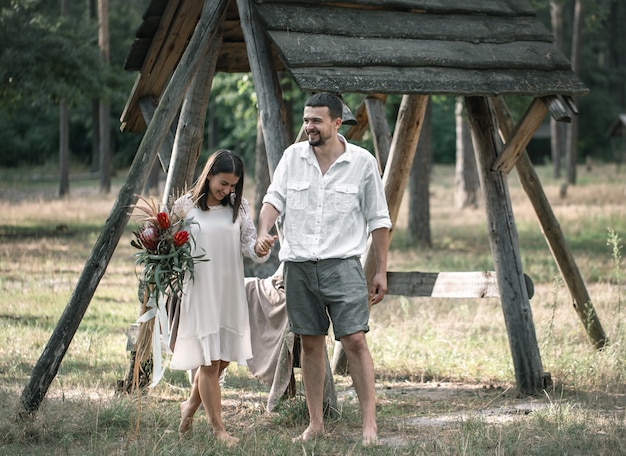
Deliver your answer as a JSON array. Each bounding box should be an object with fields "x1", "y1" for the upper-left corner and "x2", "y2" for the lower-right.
[{"x1": 362, "y1": 158, "x2": 392, "y2": 233}]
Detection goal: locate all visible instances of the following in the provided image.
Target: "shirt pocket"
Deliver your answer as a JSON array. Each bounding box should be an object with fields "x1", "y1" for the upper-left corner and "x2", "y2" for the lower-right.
[
  {"x1": 286, "y1": 181, "x2": 310, "y2": 210},
  {"x1": 334, "y1": 184, "x2": 359, "y2": 213}
]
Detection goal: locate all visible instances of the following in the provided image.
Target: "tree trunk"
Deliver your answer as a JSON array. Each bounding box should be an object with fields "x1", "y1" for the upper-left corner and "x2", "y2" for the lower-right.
[
  {"x1": 566, "y1": 0, "x2": 584, "y2": 185},
  {"x1": 407, "y1": 98, "x2": 432, "y2": 247},
  {"x1": 98, "y1": 0, "x2": 111, "y2": 194},
  {"x1": 58, "y1": 0, "x2": 69, "y2": 198},
  {"x1": 454, "y1": 97, "x2": 478, "y2": 209},
  {"x1": 549, "y1": 0, "x2": 566, "y2": 179},
  {"x1": 59, "y1": 102, "x2": 70, "y2": 197}
]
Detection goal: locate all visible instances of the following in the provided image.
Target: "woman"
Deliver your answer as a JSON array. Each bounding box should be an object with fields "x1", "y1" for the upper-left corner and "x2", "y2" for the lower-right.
[{"x1": 170, "y1": 150, "x2": 271, "y2": 446}]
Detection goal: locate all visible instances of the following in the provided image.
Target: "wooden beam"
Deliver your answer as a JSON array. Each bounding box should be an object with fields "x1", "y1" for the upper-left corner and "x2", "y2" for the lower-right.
[
  {"x1": 120, "y1": 0, "x2": 205, "y2": 133},
  {"x1": 465, "y1": 96, "x2": 546, "y2": 394},
  {"x1": 492, "y1": 96, "x2": 607, "y2": 349},
  {"x1": 19, "y1": 0, "x2": 230, "y2": 416},
  {"x1": 492, "y1": 97, "x2": 547, "y2": 174},
  {"x1": 387, "y1": 271, "x2": 534, "y2": 299},
  {"x1": 542, "y1": 95, "x2": 571, "y2": 122},
  {"x1": 138, "y1": 97, "x2": 175, "y2": 172}
]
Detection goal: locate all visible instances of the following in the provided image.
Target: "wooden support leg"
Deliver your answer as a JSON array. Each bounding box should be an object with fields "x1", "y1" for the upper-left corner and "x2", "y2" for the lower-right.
[
  {"x1": 492, "y1": 96, "x2": 607, "y2": 349},
  {"x1": 465, "y1": 96, "x2": 547, "y2": 395}
]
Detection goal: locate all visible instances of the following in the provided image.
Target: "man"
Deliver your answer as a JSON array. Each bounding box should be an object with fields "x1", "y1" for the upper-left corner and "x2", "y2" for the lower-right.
[{"x1": 254, "y1": 92, "x2": 391, "y2": 446}]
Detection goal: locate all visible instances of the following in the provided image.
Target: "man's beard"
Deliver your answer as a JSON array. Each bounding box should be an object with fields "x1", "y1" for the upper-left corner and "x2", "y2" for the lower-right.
[{"x1": 307, "y1": 131, "x2": 325, "y2": 146}]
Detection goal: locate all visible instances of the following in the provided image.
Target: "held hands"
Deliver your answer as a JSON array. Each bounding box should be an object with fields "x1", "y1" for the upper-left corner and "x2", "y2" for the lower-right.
[{"x1": 255, "y1": 234, "x2": 278, "y2": 257}]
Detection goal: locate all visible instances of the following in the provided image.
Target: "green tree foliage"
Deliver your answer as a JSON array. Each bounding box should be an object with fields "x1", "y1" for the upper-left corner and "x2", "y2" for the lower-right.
[
  {"x1": 0, "y1": 0, "x2": 106, "y2": 107},
  {"x1": 0, "y1": 0, "x2": 145, "y2": 168}
]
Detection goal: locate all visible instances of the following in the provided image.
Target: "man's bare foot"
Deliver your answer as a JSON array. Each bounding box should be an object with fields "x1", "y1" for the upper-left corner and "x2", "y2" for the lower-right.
[
  {"x1": 178, "y1": 401, "x2": 195, "y2": 436},
  {"x1": 292, "y1": 425, "x2": 325, "y2": 443},
  {"x1": 362, "y1": 435, "x2": 380, "y2": 447},
  {"x1": 362, "y1": 425, "x2": 379, "y2": 446},
  {"x1": 215, "y1": 430, "x2": 240, "y2": 447}
]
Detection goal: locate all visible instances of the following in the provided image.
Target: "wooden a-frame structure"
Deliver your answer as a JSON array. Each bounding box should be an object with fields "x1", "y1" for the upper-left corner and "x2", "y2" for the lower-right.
[{"x1": 21, "y1": 0, "x2": 607, "y2": 415}]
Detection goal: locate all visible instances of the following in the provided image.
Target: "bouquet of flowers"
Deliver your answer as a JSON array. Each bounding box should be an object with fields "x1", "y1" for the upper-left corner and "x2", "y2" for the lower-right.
[
  {"x1": 131, "y1": 194, "x2": 205, "y2": 298},
  {"x1": 130, "y1": 193, "x2": 207, "y2": 387}
]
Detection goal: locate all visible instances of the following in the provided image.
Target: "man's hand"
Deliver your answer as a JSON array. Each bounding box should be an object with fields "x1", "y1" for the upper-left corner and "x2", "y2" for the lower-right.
[{"x1": 369, "y1": 271, "x2": 388, "y2": 305}]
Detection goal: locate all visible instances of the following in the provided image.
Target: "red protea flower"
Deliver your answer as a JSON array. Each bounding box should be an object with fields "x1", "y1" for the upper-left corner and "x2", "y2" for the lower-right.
[
  {"x1": 139, "y1": 225, "x2": 159, "y2": 251},
  {"x1": 157, "y1": 211, "x2": 170, "y2": 229},
  {"x1": 173, "y1": 230, "x2": 189, "y2": 247}
]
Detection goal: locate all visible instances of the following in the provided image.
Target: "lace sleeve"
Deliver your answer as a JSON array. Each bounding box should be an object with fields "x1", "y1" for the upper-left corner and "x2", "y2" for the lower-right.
[{"x1": 239, "y1": 197, "x2": 270, "y2": 263}]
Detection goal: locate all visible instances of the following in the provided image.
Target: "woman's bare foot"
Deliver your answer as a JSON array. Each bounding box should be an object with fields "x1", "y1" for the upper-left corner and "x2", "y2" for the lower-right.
[
  {"x1": 215, "y1": 430, "x2": 240, "y2": 447},
  {"x1": 292, "y1": 425, "x2": 325, "y2": 443},
  {"x1": 178, "y1": 401, "x2": 195, "y2": 436}
]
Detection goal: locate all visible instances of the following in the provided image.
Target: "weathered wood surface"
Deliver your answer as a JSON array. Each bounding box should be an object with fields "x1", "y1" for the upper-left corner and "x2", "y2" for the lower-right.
[
  {"x1": 20, "y1": 0, "x2": 229, "y2": 416},
  {"x1": 465, "y1": 96, "x2": 545, "y2": 394},
  {"x1": 121, "y1": 0, "x2": 586, "y2": 135},
  {"x1": 365, "y1": 95, "x2": 392, "y2": 171},
  {"x1": 258, "y1": 5, "x2": 552, "y2": 41},
  {"x1": 163, "y1": 30, "x2": 223, "y2": 203},
  {"x1": 387, "y1": 271, "x2": 535, "y2": 299},
  {"x1": 492, "y1": 96, "x2": 607, "y2": 349},
  {"x1": 237, "y1": 0, "x2": 290, "y2": 175},
  {"x1": 290, "y1": 67, "x2": 588, "y2": 97},
  {"x1": 271, "y1": 34, "x2": 571, "y2": 71},
  {"x1": 492, "y1": 97, "x2": 548, "y2": 174},
  {"x1": 138, "y1": 98, "x2": 175, "y2": 172},
  {"x1": 254, "y1": 0, "x2": 537, "y2": 16},
  {"x1": 120, "y1": 0, "x2": 205, "y2": 132}
]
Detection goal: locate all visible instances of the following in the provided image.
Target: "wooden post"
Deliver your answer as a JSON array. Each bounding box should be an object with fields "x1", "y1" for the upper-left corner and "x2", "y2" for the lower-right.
[
  {"x1": 163, "y1": 24, "x2": 224, "y2": 204},
  {"x1": 465, "y1": 96, "x2": 546, "y2": 394},
  {"x1": 19, "y1": 0, "x2": 229, "y2": 415},
  {"x1": 492, "y1": 96, "x2": 607, "y2": 349},
  {"x1": 332, "y1": 94, "x2": 429, "y2": 374},
  {"x1": 237, "y1": 0, "x2": 290, "y2": 176}
]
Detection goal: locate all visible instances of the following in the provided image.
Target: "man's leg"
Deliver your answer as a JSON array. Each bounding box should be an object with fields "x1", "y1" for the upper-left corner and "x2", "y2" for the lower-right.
[
  {"x1": 294, "y1": 334, "x2": 327, "y2": 442},
  {"x1": 340, "y1": 331, "x2": 378, "y2": 445}
]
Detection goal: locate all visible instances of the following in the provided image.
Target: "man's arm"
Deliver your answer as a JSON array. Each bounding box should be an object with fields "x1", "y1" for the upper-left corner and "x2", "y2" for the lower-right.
[
  {"x1": 254, "y1": 203, "x2": 280, "y2": 256},
  {"x1": 369, "y1": 227, "x2": 390, "y2": 305}
]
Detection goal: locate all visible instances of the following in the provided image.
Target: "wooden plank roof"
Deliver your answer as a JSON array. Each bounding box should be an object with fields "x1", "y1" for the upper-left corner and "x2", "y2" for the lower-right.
[{"x1": 120, "y1": 0, "x2": 587, "y2": 133}]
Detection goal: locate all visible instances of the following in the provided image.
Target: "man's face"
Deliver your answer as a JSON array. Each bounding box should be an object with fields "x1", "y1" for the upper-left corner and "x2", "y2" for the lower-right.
[{"x1": 303, "y1": 106, "x2": 339, "y2": 147}]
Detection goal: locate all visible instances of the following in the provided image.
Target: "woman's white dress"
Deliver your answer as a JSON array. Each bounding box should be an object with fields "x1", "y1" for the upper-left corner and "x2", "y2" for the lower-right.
[{"x1": 170, "y1": 197, "x2": 267, "y2": 370}]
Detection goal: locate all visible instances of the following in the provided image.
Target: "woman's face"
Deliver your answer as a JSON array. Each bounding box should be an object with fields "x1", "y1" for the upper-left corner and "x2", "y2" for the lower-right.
[{"x1": 206, "y1": 172, "x2": 240, "y2": 206}]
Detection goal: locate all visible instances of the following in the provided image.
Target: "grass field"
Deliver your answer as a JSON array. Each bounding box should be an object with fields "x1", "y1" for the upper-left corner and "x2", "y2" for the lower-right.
[{"x1": 0, "y1": 163, "x2": 625, "y2": 455}]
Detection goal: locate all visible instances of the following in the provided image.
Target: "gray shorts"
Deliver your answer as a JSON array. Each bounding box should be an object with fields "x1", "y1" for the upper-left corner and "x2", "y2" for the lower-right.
[{"x1": 284, "y1": 257, "x2": 370, "y2": 340}]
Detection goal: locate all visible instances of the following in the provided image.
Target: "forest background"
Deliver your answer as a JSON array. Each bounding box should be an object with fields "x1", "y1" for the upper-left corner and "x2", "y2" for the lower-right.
[{"x1": 1, "y1": 0, "x2": 625, "y2": 184}]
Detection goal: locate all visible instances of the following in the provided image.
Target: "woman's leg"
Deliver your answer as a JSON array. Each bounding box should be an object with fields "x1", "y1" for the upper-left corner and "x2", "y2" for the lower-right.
[
  {"x1": 179, "y1": 368, "x2": 200, "y2": 436},
  {"x1": 197, "y1": 360, "x2": 239, "y2": 446}
]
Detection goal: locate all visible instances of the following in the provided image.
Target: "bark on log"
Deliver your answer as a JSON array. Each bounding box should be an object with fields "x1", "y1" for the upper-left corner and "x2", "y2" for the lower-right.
[
  {"x1": 237, "y1": 0, "x2": 290, "y2": 175},
  {"x1": 465, "y1": 96, "x2": 546, "y2": 394}
]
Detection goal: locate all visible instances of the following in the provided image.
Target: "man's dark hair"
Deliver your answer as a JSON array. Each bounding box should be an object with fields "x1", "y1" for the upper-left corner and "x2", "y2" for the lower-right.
[{"x1": 305, "y1": 92, "x2": 343, "y2": 120}]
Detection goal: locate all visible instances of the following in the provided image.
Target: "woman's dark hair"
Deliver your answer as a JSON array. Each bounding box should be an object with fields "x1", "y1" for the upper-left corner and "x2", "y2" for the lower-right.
[{"x1": 190, "y1": 149, "x2": 244, "y2": 222}]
